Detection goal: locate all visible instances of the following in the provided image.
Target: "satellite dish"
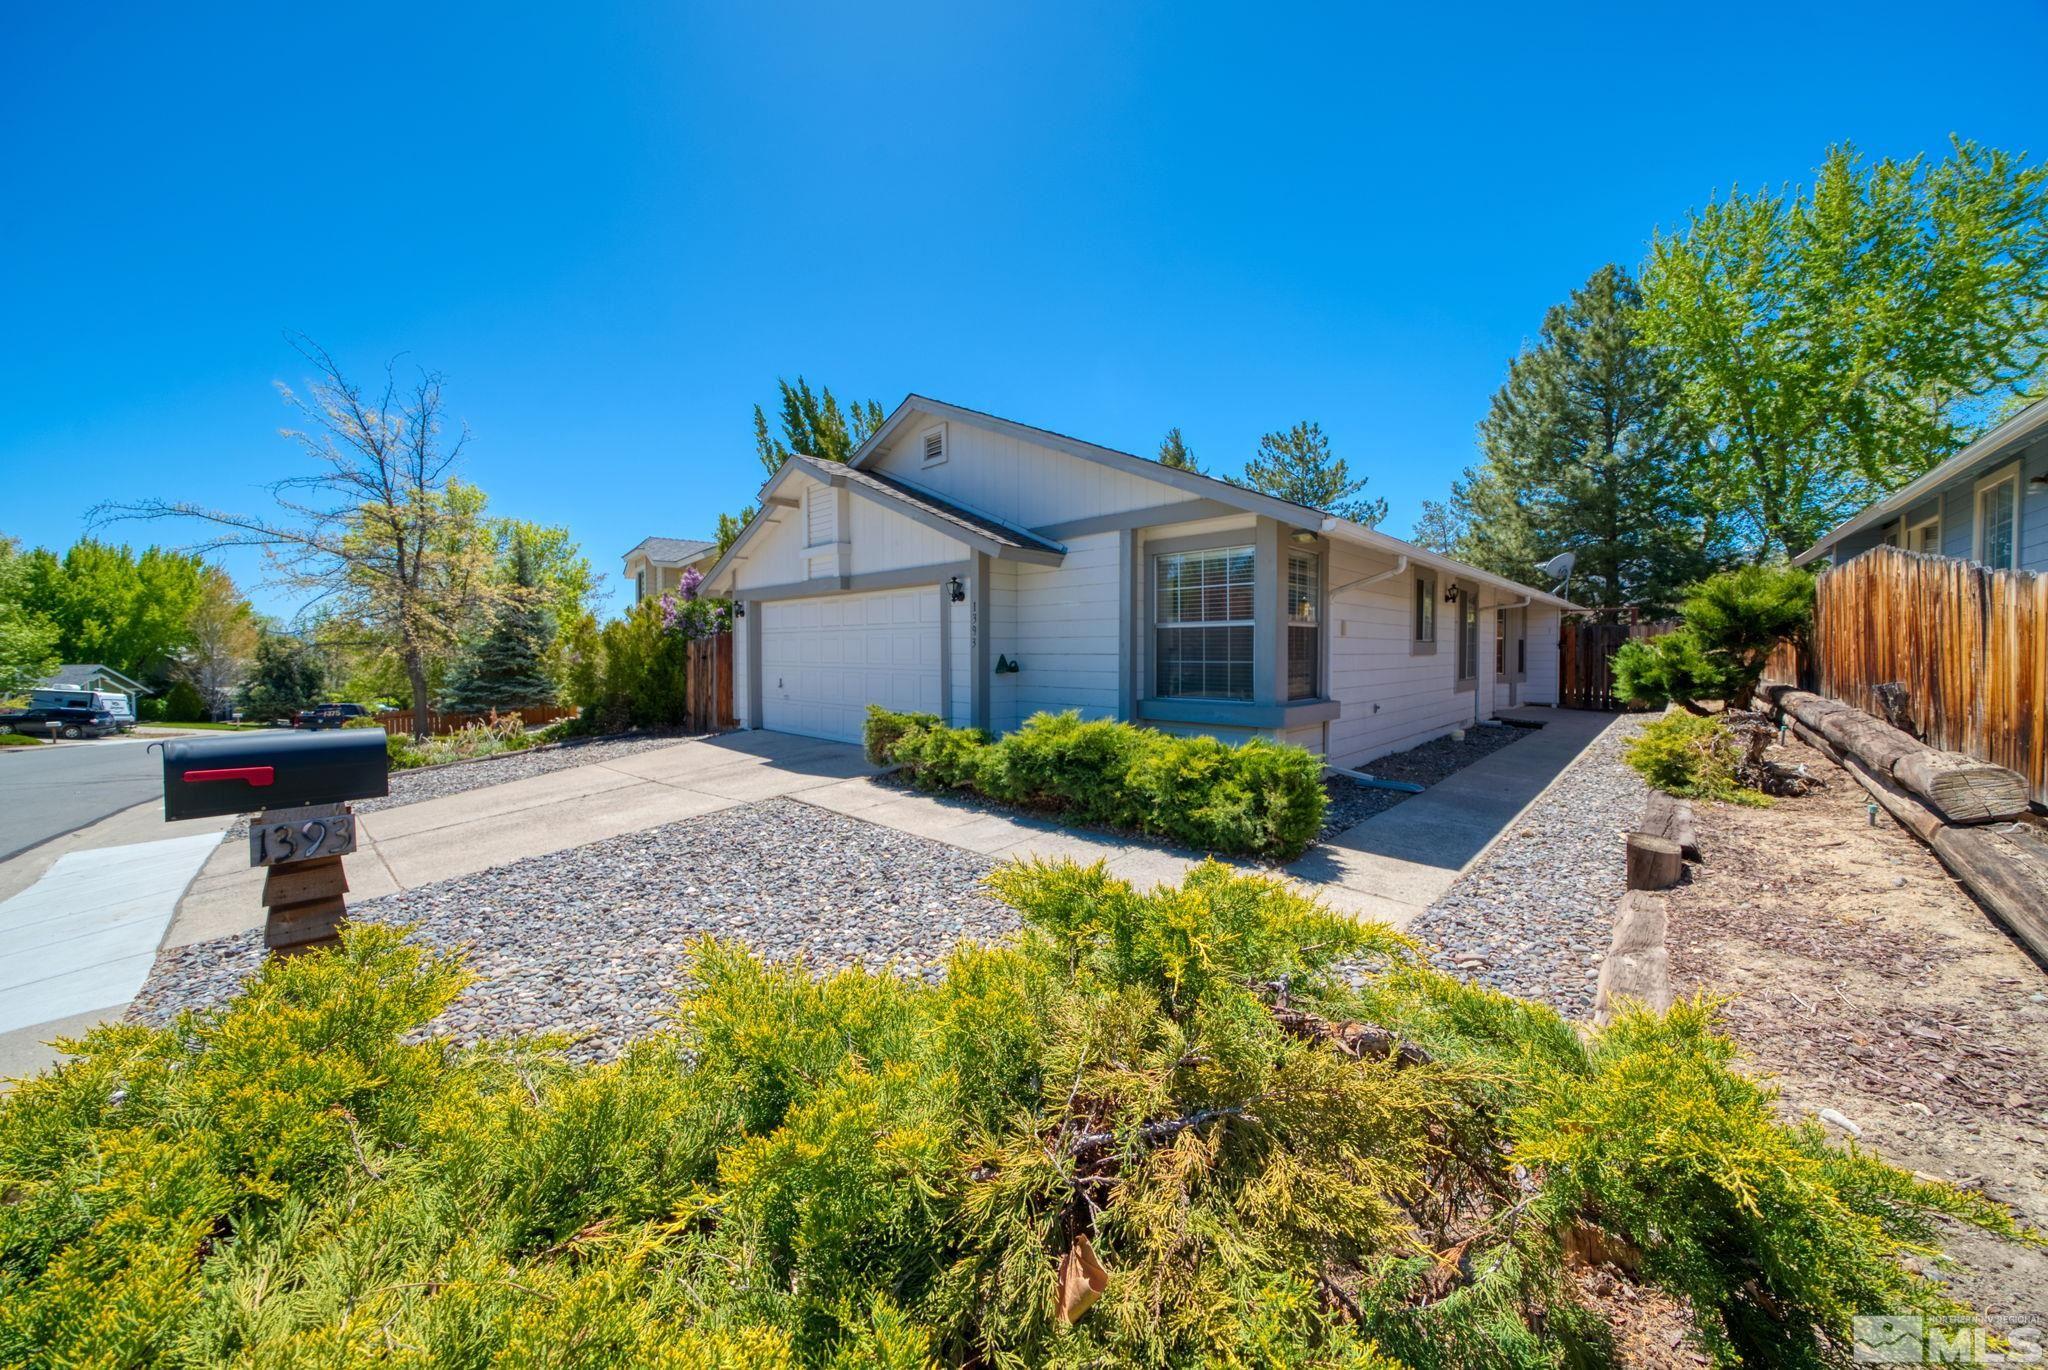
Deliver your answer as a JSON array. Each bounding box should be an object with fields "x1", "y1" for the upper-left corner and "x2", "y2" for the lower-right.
[{"x1": 1539, "y1": 551, "x2": 1576, "y2": 598}]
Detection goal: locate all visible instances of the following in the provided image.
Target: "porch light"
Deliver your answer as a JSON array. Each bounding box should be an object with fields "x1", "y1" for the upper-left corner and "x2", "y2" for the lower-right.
[
  {"x1": 1290, "y1": 529, "x2": 1318, "y2": 545},
  {"x1": 1443, "y1": 585, "x2": 1460, "y2": 604},
  {"x1": 947, "y1": 576, "x2": 966, "y2": 603},
  {"x1": 732, "y1": 602, "x2": 746, "y2": 618}
]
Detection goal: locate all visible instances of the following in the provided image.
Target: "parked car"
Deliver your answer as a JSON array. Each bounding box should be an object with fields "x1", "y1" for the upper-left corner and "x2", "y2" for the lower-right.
[
  {"x1": 0, "y1": 705, "x2": 118, "y2": 739},
  {"x1": 294, "y1": 702, "x2": 376, "y2": 730},
  {"x1": 28, "y1": 688, "x2": 135, "y2": 732}
]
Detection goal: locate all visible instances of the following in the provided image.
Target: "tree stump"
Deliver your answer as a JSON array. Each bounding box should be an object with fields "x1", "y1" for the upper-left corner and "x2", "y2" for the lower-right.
[{"x1": 1624, "y1": 833, "x2": 1684, "y2": 891}]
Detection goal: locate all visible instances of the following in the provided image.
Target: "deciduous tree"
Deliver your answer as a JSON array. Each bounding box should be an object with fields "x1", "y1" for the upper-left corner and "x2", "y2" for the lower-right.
[
  {"x1": 16, "y1": 539, "x2": 208, "y2": 680},
  {"x1": 0, "y1": 536, "x2": 59, "y2": 696},
  {"x1": 1233, "y1": 420, "x2": 1387, "y2": 526},
  {"x1": 238, "y1": 628, "x2": 326, "y2": 721},
  {"x1": 752, "y1": 377, "x2": 885, "y2": 473},
  {"x1": 1640, "y1": 139, "x2": 2048, "y2": 556},
  {"x1": 172, "y1": 567, "x2": 258, "y2": 718},
  {"x1": 96, "y1": 338, "x2": 501, "y2": 737}
]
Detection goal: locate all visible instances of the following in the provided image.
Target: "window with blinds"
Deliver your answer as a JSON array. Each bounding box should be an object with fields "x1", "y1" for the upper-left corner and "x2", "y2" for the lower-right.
[{"x1": 1154, "y1": 546, "x2": 1255, "y2": 700}]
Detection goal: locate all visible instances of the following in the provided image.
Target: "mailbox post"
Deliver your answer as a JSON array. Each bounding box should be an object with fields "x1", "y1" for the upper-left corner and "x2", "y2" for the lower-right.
[{"x1": 162, "y1": 730, "x2": 390, "y2": 956}]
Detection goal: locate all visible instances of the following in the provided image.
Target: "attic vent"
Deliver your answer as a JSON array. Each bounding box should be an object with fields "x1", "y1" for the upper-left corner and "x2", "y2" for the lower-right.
[
  {"x1": 920, "y1": 424, "x2": 947, "y2": 467},
  {"x1": 805, "y1": 487, "x2": 837, "y2": 546}
]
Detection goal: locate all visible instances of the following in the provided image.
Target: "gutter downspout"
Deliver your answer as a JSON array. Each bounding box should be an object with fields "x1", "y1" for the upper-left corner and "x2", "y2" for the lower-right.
[
  {"x1": 1323, "y1": 762, "x2": 1425, "y2": 794},
  {"x1": 1329, "y1": 553, "x2": 1408, "y2": 597}
]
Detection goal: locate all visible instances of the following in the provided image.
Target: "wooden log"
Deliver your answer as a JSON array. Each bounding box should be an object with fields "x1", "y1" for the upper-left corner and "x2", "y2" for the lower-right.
[
  {"x1": 1838, "y1": 754, "x2": 1946, "y2": 847},
  {"x1": 1638, "y1": 791, "x2": 1702, "y2": 862},
  {"x1": 1892, "y1": 750, "x2": 2031, "y2": 825},
  {"x1": 1593, "y1": 890, "x2": 1672, "y2": 1026},
  {"x1": 1771, "y1": 686, "x2": 2029, "y2": 824},
  {"x1": 1625, "y1": 833, "x2": 1684, "y2": 891},
  {"x1": 1930, "y1": 825, "x2": 2048, "y2": 967}
]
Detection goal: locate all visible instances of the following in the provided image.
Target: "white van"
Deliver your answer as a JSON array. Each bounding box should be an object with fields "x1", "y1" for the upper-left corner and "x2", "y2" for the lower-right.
[{"x1": 30, "y1": 689, "x2": 136, "y2": 732}]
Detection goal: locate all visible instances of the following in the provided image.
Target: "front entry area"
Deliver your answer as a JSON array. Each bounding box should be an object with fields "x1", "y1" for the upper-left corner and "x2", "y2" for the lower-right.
[{"x1": 759, "y1": 587, "x2": 943, "y2": 744}]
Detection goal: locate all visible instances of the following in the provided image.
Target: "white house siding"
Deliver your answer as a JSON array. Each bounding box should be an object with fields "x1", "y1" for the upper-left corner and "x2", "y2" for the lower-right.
[
  {"x1": 867, "y1": 419, "x2": 1187, "y2": 529},
  {"x1": 1321, "y1": 541, "x2": 1498, "y2": 769},
  {"x1": 986, "y1": 532, "x2": 1122, "y2": 734},
  {"x1": 948, "y1": 587, "x2": 971, "y2": 726},
  {"x1": 848, "y1": 495, "x2": 963, "y2": 575}
]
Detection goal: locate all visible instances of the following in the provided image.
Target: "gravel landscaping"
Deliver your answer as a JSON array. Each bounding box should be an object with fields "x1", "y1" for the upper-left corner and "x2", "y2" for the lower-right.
[
  {"x1": 1407, "y1": 715, "x2": 1647, "y2": 1018},
  {"x1": 133, "y1": 798, "x2": 1017, "y2": 1062},
  {"x1": 1317, "y1": 720, "x2": 1538, "y2": 839}
]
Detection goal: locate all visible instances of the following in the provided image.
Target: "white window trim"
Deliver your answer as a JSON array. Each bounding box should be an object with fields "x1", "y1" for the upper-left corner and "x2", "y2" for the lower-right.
[
  {"x1": 919, "y1": 421, "x2": 949, "y2": 468},
  {"x1": 1973, "y1": 461, "x2": 2022, "y2": 570},
  {"x1": 1907, "y1": 515, "x2": 1941, "y2": 555},
  {"x1": 1411, "y1": 569, "x2": 1438, "y2": 654}
]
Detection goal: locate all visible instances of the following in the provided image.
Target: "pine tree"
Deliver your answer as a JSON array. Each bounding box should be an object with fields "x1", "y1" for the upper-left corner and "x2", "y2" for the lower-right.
[
  {"x1": 1156, "y1": 426, "x2": 1202, "y2": 473},
  {"x1": 1233, "y1": 421, "x2": 1387, "y2": 526},
  {"x1": 1447, "y1": 265, "x2": 1724, "y2": 614},
  {"x1": 444, "y1": 535, "x2": 558, "y2": 712},
  {"x1": 238, "y1": 629, "x2": 326, "y2": 720}
]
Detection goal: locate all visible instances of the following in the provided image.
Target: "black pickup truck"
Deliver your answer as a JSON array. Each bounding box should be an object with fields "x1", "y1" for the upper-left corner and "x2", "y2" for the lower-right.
[{"x1": 0, "y1": 704, "x2": 118, "y2": 739}]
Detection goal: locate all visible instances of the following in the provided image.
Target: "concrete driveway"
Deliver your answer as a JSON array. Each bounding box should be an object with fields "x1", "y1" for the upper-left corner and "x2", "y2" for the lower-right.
[{"x1": 167, "y1": 730, "x2": 880, "y2": 948}]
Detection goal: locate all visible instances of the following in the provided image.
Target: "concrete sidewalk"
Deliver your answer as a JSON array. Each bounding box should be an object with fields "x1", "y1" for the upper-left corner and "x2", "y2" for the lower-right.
[
  {"x1": 797, "y1": 708, "x2": 1624, "y2": 925},
  {"x1": 1286, "y1": 708, "x2": 1621, "y2": 923}
]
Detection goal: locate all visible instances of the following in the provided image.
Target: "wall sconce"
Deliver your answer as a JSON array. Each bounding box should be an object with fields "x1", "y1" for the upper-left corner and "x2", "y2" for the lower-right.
[
  {"x1": 947, "y1": 576, "x2": 966, "y2": 603},
  {"x1": 732, "y1": 602, "x2": 746, "y2": 618},
  {"x1": 1290, "y1": 529, "x2": 1318, "y2": 545},
  {"x1": 1443, "y1": 585, "x2": 1460, "y2": 604}
]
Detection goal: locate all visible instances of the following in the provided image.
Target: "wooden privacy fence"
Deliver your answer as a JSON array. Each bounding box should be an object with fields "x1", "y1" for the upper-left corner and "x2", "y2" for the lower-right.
[
  {"x1": 1558, "y1": 616, "x2": 1681, "y2": 710},
  {"x1": 684, "y1": 632, "x2": 736, "y2": 732},
  {"x1": 1798, "y1": 546, "x2": 2046, "y2": 808},
  {"x1": 372, "y1": 704, "x2": 582, "y2": 736}
]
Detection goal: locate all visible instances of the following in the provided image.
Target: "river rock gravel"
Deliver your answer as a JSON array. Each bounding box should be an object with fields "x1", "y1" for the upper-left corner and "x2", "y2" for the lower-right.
[
  {"x1": 132, "y1": 798, "x2": 1017, "y2": 1062},
  {"x1": 1406, "y1": 715, "x2": 1647, "y2": 1018}
]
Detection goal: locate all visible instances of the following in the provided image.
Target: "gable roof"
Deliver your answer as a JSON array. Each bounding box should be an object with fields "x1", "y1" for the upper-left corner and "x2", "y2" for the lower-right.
[
  {"x1": 40, "y1": 663, "x2": 151, "y2": 694},
  {"x1": 1793, "y1": 397, "x2": 2048, "y2": 566},
  {"x1": 700, "y1": 450, "x2": 1066, "y2": 594},
  {"x1": 851, "y1": 395, "x2": 1576, "y2": 610},
  {"x1": 624, "y1": 536, "x2": 718, "y2": 566},
  {"x1": 853, "y1": 394, "x2": 1322, "y2": 526},
  {"x1": 789, "y1": 454, "x2": 1063, "y2": 557}
]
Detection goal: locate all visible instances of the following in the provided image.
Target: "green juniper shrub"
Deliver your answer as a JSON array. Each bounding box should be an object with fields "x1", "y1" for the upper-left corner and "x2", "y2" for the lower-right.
[
  {"x1": 1611, "y1": 565, "x2": 1814, "y2": 711},
  {"x1": 865, "y1": 707, "x2": 1328, "y2": 859},
  {"x1": 1, "y1": 865, "x2": 2029, "y2": 1368},
  {"x1": 1623, "y1": 710, "x2": 1769, "y2": 806},
  {"x1": 862, "y1": 708, "x2": 941, "y2": 767}
]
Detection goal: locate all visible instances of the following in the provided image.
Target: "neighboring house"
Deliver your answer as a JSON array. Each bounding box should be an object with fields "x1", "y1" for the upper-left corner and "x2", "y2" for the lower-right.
[
  {"x1": 700, "y1": 396, "x2": 1575, "y2": 767},
  {"x1": 1795, "y1": 398, "x2": 2048, "y2": 572},
  {"x1": 622, "y1": 537, "x2": 721, "y2": 605},
  {"x1": 35, "y1": 663, "x2": 150, "y2": 718}
]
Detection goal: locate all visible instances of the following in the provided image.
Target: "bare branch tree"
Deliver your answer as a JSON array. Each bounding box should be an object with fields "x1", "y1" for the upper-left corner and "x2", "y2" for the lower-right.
[{"x1": 94, "y1": 336, "x2": 499, "y2": 737}]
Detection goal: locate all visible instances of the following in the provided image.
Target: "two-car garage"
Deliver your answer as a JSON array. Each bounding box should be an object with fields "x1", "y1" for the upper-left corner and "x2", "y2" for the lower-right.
[{"x1": 757, "y1": 587, "x2": 943, "y2": 744}]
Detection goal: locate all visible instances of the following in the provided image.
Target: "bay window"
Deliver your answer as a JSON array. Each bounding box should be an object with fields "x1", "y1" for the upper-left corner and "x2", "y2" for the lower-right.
[
  {"x1": 1155, "y1": 545, "x2": 1255, "y2": 700},
  {"x1": 1287, "y1": 550, "x2": 1319, "y2": 699}
]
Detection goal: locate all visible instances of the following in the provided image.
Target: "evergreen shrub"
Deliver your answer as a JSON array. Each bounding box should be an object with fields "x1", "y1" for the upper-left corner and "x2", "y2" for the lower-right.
[
  {"x1": 867, "y1": 708, "x2": 1326, "y2": 858},
  {"x1": 1, "y1": 865, "x2": 2029, "y2": 1367},
  {"x1": 1622, "y1": 710, "x2": 1768, "y2": 806}
]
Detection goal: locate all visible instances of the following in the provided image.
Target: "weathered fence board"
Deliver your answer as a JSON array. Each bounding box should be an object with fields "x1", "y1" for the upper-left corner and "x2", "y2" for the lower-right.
[
  {"x1": 1558, "y1": 616, "x2": 1682, "y2": 711},
  {"x1": 1777, "y1": 546, "x2": 2046, "y2": 809}
]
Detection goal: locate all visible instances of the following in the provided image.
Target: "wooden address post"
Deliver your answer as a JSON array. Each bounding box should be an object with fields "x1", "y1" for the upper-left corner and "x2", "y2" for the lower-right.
[{"x1": 251, "y1": 803, "x2": 357, "y2": 955}]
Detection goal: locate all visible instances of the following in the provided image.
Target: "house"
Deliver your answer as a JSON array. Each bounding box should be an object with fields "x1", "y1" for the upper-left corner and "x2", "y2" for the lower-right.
[
  {"x1": 34, "y1": 663, "x2": 151, "y2": 717},
  {"x1": 622, "y1": 537, "x2": 721, "y2": 605},
  {"x1": 699, "y1": 396, "x2": 1574, "y2": 767},
  {"x1": 1794, "y1": 397, "x2": 2048, "y2": 572}
]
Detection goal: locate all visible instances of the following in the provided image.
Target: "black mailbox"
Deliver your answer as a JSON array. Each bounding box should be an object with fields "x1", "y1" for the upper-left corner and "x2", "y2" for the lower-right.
[{"x1": 162, "y1": 729, "x2": 390, "y2": 821}]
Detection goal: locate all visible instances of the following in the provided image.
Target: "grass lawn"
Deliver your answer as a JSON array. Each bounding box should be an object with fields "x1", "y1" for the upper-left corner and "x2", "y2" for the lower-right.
[{"x1": 0, "y1": 732, "x2": 45, "y2": 746}]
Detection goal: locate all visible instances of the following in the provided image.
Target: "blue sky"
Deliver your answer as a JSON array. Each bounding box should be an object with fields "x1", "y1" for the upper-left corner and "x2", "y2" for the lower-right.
[{"x1": 5, "y1": 3, "x2": 2044, "y2": 619}]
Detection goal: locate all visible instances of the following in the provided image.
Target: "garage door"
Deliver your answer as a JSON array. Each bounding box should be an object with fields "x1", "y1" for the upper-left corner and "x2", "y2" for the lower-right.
[{"x1": 760, "y1": 588, "x2": 943, "y2": 743}]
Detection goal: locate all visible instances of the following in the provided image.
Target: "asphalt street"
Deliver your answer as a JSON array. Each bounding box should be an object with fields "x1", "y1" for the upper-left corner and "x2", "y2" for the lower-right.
[{"x1": 0, "y1": 733, "x2": 290, "y2": 860}]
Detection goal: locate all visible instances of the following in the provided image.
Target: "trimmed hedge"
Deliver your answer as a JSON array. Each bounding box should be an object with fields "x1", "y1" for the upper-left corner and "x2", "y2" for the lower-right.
[{"x1": 865, "y1": 707, "x2": 1327, "y2": 859}]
